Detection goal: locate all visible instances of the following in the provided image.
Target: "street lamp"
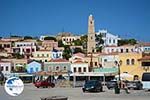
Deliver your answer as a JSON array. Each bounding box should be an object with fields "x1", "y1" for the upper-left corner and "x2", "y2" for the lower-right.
[{"x1": 114, "y1": 60, "x2": 122, "y2": 88}]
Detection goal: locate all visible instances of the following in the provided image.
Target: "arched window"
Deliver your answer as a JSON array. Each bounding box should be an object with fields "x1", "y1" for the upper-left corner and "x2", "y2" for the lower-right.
[
  {"x1": 126, "y1": 59, "x2": 130, "y2": 65},
  {"x1": 131, "y1": 59, "x2": 135, "y2": 65},
  {"x1": 64, "y1": 66, "x2": 66, "y2": 70},
  {"x1": 56, "y1": 66, "x2": 59, "y2": 70}
]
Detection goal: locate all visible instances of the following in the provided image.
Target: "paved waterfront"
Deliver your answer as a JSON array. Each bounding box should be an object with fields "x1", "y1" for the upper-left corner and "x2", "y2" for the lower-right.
[{"x1": 0, "y1": 84, "x2": 150, "y2": 100}]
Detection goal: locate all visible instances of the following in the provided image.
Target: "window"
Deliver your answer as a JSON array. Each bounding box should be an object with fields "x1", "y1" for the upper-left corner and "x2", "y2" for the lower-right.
[
  {"x1": 74, "y1": 68, "x2": 76, "y2": 72},
  {"x1": 0, "y1": 66, "x2": 3, "y2": 71},
  {"x1": 113, "y1": 39, "x2": 115, "y2": 43},
  {"x1": 32, "y1": 49, "x2": 34, "y2": 52},
  {"x1": 112, "y1": 49, "x2": 114, "y2": 52},
  {"x1": 95, "y1": 62, "x2": 97, "y2": 66},
  {"x1": 78, "y1": 67, "x2": 81, "y2": 72},
  {"x1": 6, "y1": 66, "x2": 8, "y2": 71},
  {"x1": 121, "y1": 49, "x2": 123, "y2": 53},
  {"x1": 109, "y1": 39, "x2": 111, "y2": 43},
  {"x1": 131, "y1": 59, "x2": 135, "y2": 65},
  {"x1": 37, "y1": 54, "x2": 39, "y2": 57},
  {"x1": 56, "y1": 66, "x2": 59, "y2": 70},
  {"x1": 11, "y1": 66, "x2": 14, "y2": 71},
  {"x1": 47, "y1": 54, "x2": 49, "y2": 57},
  {"x1": 126, "y1": 59, "x2": 130, "y2": 65},
  {"x1": 64, "y1": 66, "x2": 66, "y2": 70},
  {"x1": 131, "y1": 49, "x2": 134, "y2": 52},
  {"x1": 36, "y1": 68, "x2": 38, "y2": 72},
  {"x1": 42, "y1": 54, "x2": 44, "y2": 57},
  {"x1": 45, "y1": 60, "x2": 47, "y2": 62},
  {"x1": 30, "y1": 68, "x2": 33, "y2": 73},
  {"x1": 126, "y1": 49, "x2": 129, "y2": 53},
  {"x1": 91, "y1": 36, "x2": 93, "y2": 40},
  {"x1": 83, "y1": 67, "x2": 86, "y2": 72},
  {"x1": 104, "y1": 59, "x2": 107, "y2": 62}
]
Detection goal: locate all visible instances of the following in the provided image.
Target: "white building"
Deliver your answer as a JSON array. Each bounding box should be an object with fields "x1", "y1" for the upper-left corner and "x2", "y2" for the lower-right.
[
  {"x1": 99, "y1": 53, "x2": 119, "y2": 68},
  {"x1": 30, "y1": 50, "x2": 52, "y2": 62},
  {"x1": 135, "y1": 43, "x2": 150, "y2": 53},
  {"x1": 0, "y1": 61, "x2": 12, "y2": 77},
  {"x1": 13, "y1": 41, "x2": 37, "y2": 56},
  {"x1": 62, "y1": 36, "x2": 80, "y2": 45},
  {"x1": 96, "y1": 29, "x2": 120, "y2": 46},
  {"x1": 102, "y1": 45, "x2": 137, "y2": 54},
  {"x1": 51, "y1": 49, "x2": 63, "y2": 59},
  {"x1": 69, "y1": 53, "x2": 89, "y2": 73},
  {"x1": 71, "y1": 61, "x2": 89, "y2": 73}
]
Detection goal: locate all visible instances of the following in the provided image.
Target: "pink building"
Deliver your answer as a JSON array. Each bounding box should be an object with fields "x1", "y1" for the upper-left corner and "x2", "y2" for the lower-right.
[{"x1": 42, "y1": 40, "x2": 58, "y2": 50}]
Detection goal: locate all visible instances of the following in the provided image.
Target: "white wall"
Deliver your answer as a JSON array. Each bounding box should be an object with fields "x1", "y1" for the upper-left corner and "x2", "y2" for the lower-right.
[
  {"x1": 0, "y1": 62, "x2": 12, "y2": 77},
  {"x1": 71, "y1": 63, "x2": 89, "y2": 73}
]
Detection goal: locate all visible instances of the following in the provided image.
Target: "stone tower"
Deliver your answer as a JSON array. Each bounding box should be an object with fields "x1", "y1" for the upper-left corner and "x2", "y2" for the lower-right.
[{"x1": 87, "y1": 14, "x2": 96, "y2": 53}]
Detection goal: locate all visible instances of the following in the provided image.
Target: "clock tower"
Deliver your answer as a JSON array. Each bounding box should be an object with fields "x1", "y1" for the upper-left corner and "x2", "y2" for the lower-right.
[{"x1": 87, "y1": 14, "x2": 96, "y2": 53}]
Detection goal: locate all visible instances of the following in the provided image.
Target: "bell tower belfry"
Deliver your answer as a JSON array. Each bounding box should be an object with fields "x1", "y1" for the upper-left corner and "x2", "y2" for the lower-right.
[{"x1": 87, "y1": 14, "x2": 96, "y2": 53}]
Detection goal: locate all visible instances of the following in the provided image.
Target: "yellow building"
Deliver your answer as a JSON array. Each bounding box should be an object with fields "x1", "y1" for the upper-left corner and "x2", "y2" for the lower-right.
[
  {"x1": 119, "y1": 52, "x2": 144, "y2": 80},
  {"x1": 30, "y1": 50, "x2": 52, "y2": 62}
]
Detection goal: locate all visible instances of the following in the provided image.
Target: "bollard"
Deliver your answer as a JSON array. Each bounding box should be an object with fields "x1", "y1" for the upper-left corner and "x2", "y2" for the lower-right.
[{"x1": 114, "y1": 85, "x2": 120, "y2": 94}]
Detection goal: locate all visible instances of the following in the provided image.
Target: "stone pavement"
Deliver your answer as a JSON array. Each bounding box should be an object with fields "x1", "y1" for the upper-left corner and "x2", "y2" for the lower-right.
[{"x1": 0, "y1": 84, "x2": 150, "y2": 100}]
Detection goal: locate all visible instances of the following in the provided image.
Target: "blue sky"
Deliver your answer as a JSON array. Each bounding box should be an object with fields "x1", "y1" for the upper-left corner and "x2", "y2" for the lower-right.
[{"x1": 0, "y1": 0, "x2": 150, "y2": 41}]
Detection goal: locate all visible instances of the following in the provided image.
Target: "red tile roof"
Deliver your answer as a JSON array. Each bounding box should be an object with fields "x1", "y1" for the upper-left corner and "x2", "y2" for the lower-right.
[
  {"x1": 99, "y1": 52, "x2": 118, "y2": 56},
  {"x1": 142, "y1": 43, "x2": 150, "y2": 46},
  {"x1": 138, "y1": 56, "x2": 150, "y2": 61},
  {"x1": 73, "y1": 53, "x2": 85, "y2": 58},
  {"x1": 73, "y1": 60, "x2": 84, "y2": 63},
  {"x1": 105, "y1": 45, "x2": 118, "y2": 47},
  {"x1": 49, "y1": 58, "x2": 69, "y2": 62}
]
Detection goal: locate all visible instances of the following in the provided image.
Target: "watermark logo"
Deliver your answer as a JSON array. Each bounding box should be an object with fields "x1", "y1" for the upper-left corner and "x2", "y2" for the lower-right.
[{"x1": 4, "y1": 77, "x2": 24, "y2": 96}]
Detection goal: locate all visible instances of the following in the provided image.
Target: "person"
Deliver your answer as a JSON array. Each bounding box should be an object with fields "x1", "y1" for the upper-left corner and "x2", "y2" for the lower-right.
[{"x1": 124, "y1": 81, "x2": 130, "y2": 94}]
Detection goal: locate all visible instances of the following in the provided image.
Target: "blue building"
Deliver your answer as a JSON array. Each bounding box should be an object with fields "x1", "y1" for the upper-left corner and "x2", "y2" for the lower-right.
[
  {"x1": 26, "y1": 61, "x2": 42, "y2": 74},
  {"x1": 51, "y1": 49, "x2": 63, "y2": 59}
]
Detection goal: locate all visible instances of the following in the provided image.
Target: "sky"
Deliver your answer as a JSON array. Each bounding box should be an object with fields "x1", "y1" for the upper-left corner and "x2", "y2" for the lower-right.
[{"x1": 0, "y1": 0, "x2": 150, "y2": 41}]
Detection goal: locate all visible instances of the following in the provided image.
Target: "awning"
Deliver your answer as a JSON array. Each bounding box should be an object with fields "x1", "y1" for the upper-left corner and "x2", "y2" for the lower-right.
[
  {"x1": 93, "y1": 67, "x2": 118, "y2": 74},
  {"x1": 70, "y1": 72, "x2": 104, "y2": 76}
]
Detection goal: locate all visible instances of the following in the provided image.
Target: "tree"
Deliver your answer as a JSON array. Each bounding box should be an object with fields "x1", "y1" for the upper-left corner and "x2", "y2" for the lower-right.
[
  {"x1": 44, "y1": 36, "x2": 57, "y2": 41},
  {"x1": 62, "y1": 45, "x2": 72, "y2": 60},
  {"x1": 118, "y1": 39, "x2": 137, "y2": 46},
  {"x1": 73, "y1": 39, "x2": 82, "y2": 46},
  {"x1": 12, "y1": 53, "x2": 24, "y2": 59},
  {"x1": 95, "y1": 33, "x2": 104, "y2": 52},
  {"x1": 10, "y1": 35, "x2": 22, "y2": 38},
  {"x1": 73, "y1": 48, "x2": 83, "y2": 54},
  {"x1": 58, "y1": 40, "x2": 64, "y2": 47},
  {"x1": 24, "y1": 36, "x2": 33, "y2": 40}
]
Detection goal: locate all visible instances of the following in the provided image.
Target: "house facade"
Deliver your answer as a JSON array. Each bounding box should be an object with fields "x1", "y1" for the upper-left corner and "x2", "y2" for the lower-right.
[
  {"x1": 0, "y1": 40, "x2": 12, "y2": 53},
  {"x1": 0, "y1": 61, "x2": 12, "y2": 77},
  {"x1": 44, "y1": 59, "x2": 71, "y2": 75},
  {"x1": 71, "y1": 60, "x2": 89, "y2": 73},
  {"x1": 42, "y1": 40, "x2": 58, "y2": 50},
  {"x1": 138, "y1": 55, "x2": 150, "y2": 73},
  {"x1": 96, "y1": 29, "x2": 120, "y2": 46},
  {"x1": 99, "y1": 53, "x2": 119, "y2": 68},
  {"x1": 30, "y1": 50, "x2": 52, "y2": 62},
  {"x1": 51, "y1": 49, "x2": 63, "y2": 59},
  {"x1": 1, "y1": 58, "x2": 27, "y2": 73},
  {"x1": 119, "y1": 52, "x2": 143, "y2": 79},
  {"x1": 62, "y1": 36, "x2": 80, "y2": 45},
  {"x1": 26, "y1": 61, "x2": 42, "y2": 74},
  {"x1": 12, "y1": 41, "x2": 37, "y2": 58},
  {"x1": 102, "y1": 45, "x2": 137, "y2": 54}
]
